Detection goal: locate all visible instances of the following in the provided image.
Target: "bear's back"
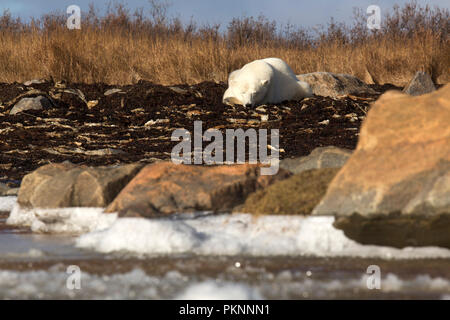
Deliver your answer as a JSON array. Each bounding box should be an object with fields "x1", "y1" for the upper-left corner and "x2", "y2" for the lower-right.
[
  {"x1": 238, "y1": 59, "x2": 274, "y2": 81},
  {"x1": 261, "y1": 58, "x2": 298, "y2": 80}
]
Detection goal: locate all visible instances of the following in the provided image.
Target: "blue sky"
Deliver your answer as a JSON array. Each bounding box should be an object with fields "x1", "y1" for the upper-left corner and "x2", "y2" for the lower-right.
[{"x1": 0, "y1": 0, "x2": 448, "y2": 28}]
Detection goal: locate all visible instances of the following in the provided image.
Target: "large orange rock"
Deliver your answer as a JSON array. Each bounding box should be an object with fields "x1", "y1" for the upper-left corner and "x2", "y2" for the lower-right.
[
  {"x1": 106, "y1": 162, "x2": 291, "y2": 217},
  {"x1": 313, "y1": 84, "x2": 450, "y2": 248}
]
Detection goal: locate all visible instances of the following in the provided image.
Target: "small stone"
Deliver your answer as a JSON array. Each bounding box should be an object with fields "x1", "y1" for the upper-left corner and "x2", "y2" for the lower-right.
[
  {"x1": 280, "y1": 146, "x2": 352, "y2": 174},
  {"x1": 187, "y1": 110, "x2": 201, "y2": 118},
  {"x1": 0, "y1": 183, "x2": 9, "y2": 196},
  {"x1": 57, "y1": 88, "x2": 87, "y2": 104},
  {"x1": 227, "y1": 118, "x2": 247, "y2": 124},
  {"x1": 247, "y1": 119, "x2": 260, "y2": 125},
  {"x1": 318, "y1": 120, "x2": 330, "y2": 126},
  {"x1": 194, "y1": 91, "x2": 203, "y2": 98},
  {"x1": 87, "y1": 100, "x2": 99, "y2": 109},
  {"x1": 144, "y1": 119, "x2": 170, "y2": 126},
  {"x1": 169, "y1": 86, "x2": 188, "y2": 95},
  {"x1": 24, "y1": 79, "x2": 46, "y2": 86},
  {"x1": 104, "y1": 88, "x2": 123, "y2": 96},
  {"x1": 403, "y1": 71, "x2": 436, "y2": 96},
  {"x1": 54, "y1": 81, "x2": 67, "y2": 89}
]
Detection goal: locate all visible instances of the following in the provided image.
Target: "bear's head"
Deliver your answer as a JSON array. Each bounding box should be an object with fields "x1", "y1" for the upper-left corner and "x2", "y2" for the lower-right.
[{"x1": 223, "y1": 78, "x2": 270, "y2": 107}]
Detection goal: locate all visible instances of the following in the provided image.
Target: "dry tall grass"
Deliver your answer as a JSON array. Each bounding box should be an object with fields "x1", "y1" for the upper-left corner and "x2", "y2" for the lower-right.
[{"x1": 0, "y1": 1, "x2": 448, "y2": 86}]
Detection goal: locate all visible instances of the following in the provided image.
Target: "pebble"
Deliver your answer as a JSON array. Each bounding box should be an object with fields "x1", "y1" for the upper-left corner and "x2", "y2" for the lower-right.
[
  {"x1": 104, "y1": 88, "x2": 124, "y2": 96},
  {"x1": 87, "y1": 100, "x2": 99, "y2": 109}
]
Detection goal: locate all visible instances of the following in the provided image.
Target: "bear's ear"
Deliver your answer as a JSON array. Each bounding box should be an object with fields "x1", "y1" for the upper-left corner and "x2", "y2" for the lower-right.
[{"x1": 260, "y1": 79, "x2": 269, "y2": 86}]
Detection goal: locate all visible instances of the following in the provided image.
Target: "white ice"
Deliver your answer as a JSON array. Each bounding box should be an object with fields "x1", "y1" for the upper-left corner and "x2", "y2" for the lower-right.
[
  {"x1": 0, "y1": 196, "x2": 17, "y2": 212},
  {"x1": 6, "y1": 201, "x2": 450, "y2": 259},
  {"x1": 175, "y1": 281, "x2": 263, "y2": 300},
  {"x1": 0, "y1": 268, "x2": 449, "y2": 300},
  {"x1": 76, "y1": 214, "x2": 450, "y2": 259},
  {"x1": 6, "y1": 203, "x2": 116, "y2": 234}
]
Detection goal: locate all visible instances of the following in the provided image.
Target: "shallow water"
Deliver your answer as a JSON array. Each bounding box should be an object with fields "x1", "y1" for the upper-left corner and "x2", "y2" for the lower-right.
[{"x1": 1, "y1": 197, "x2": 450, "y2": 300}]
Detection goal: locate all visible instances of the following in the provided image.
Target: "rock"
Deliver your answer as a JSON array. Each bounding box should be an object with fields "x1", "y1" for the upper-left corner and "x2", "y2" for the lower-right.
[
  {"x1": 104, "y1": 88, "x2": 124, "y2": 96},
  {"x1": 43, "y1": 147, "x2": 126, "y2": 157},
  {"x1": 9, "y1": 96, "x2": 52, "y2": 115},
  {"x1": 6, "y1": 188, "x2": 19, "y2": 196},
  {"x1": 87, "y1": 100, "x2": 99, "y2": 109},
  {"x1": 24, "y1": 79, "x2": 46, "y2": 86},
  {"x1": 106, "y1": 162, "x2": 291, "y2": 217},
  {"x1": 296, "y1": 72, "x2": 376, "y2": 98},
  {"x1": 313, "y1": 84, "x2": 450, "y2": 248},
  {"x1": 60, "y1": 88, "x2": 87, "y2": 104},
  {"x1": 54, "y1": 81, "x2": 67, "y2": 89},
  {"x1": 80, "y1": 148, "x2": 126, "y2": 156},
  {"x1": 403, "y1": 71, "x2": 436, "y2": 96},
  {"x1": 0, "y1": 181, "x2": 19, "y2": 196},
  {"x1": 144, "y1": 119, "x2": 170, "y2": 126},
  {"x1": 0, "y1": 184, "x2": 19, "y2": 196},
  {"x1": 280, "y1": 147, "x2": 352, "y2": 174},
  {"x1": 239, "y1": 168, "x2": 339, "y2": 215},
  {"x1": 49, "y1": 88, "x2": 88, "y2": 106},
  {"x1": 168, "y1": 86, "x2": 188, "y2": 95},
  {"x1": 17, "y1": 163, "x2": 143, "y2": 208},
  {"x1": 0, "y1": 183, "x2": 8, "y2": 196}
]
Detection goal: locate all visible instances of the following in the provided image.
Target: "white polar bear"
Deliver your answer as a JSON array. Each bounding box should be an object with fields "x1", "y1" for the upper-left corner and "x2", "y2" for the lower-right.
[{"x1": 223, "y1": 57, "x2": 312, "y2": 107}]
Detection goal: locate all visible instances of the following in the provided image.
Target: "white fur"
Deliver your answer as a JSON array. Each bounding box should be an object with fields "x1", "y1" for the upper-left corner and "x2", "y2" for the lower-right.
[{"x1": 223, "y1": 58, "x2": 312, "y2": 107}]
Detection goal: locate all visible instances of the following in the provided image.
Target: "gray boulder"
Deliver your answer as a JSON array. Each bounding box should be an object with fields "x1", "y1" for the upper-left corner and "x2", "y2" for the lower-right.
[
  {"x1": 10, "y1": 96, "x2": 52, "y2": 115},
  {"x1": 280, "y1": 146, "x2": 352, "y2": 174},
  {"x1": 403, "y1": 71, "x2": 436, "y2": 96},
  {"x1": 296, "y1": 72, "x2": 376, "y2": 98}
]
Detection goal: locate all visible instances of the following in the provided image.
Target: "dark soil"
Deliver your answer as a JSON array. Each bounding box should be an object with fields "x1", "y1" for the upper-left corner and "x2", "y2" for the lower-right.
[{"x1": 0, "y1": 80, "x2": 400, "y2": 183}]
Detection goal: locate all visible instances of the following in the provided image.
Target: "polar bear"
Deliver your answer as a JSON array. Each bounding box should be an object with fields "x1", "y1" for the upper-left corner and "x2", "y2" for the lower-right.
[{"x1": 223, "y1": 57, "x2": 312, "y2": 107}]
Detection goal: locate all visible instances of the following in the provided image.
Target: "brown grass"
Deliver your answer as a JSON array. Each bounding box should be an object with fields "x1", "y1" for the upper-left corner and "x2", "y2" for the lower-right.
[{"x1": 0, "y1": 1, "x2": 448, "y2": 86}]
